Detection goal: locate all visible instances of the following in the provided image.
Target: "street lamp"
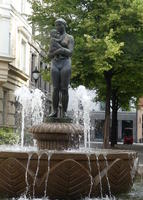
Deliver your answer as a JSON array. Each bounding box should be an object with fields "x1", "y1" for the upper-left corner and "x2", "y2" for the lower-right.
[{"x1": 32, "y1": 66, "x2": 40, "y2": 86}]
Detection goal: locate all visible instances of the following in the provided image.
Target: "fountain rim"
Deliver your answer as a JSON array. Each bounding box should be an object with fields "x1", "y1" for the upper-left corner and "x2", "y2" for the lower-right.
[{"x1": 0, "y1": 149, "x2": 137, "y2": 161}]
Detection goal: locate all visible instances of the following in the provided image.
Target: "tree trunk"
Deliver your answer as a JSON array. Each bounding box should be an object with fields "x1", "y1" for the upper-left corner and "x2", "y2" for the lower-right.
[
  {"x1": 103, "y1": 71, "x2": 112, "y2": 148},
  {"x1": 111, "y1": 90, "x2": 118, "y2": 147}
]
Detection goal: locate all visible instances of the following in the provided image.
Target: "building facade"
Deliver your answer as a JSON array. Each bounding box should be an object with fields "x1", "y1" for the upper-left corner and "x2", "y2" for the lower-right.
[
  {"x1": 0, "y1": 0, "x2": 50, "y2": 128},
  {"x1": 90, "y1": 102, "x2": 137, "y2": 143}
]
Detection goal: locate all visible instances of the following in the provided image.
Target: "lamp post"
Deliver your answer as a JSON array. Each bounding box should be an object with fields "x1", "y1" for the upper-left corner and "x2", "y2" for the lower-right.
[{"x1": 32, "y1": 66, "x2": 40, "y2": 87}]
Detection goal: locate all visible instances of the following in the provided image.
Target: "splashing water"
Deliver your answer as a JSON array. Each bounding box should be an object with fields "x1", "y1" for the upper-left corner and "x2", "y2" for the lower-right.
[
  {"x1": 25, "y1": 153, "x2": 33, "y2": 197},
  {"x1": 15, "y1": 196, "x2": 116, "y2": 200},
  {"x1": 68, "y1": 85, "x2": 96, "y2": 148},
  {"x1": 84, "y1": 197, "x2": 116, "y2": 200},
  {"x1": 44, "y1": 152, "x2": 52, "y2": 198},
  {"x1": 87, "y1": 153, "x2": 93, "y2": 198},
  {"x1": 31, "y1": 88, "x2": 45, "y2": 124},
  {"x1": 15, "y1": 85, "x2": 45, "y2": 146},
  {"x1": 14, "y1": 178, "x2": 143, "y2": 200},
  {"x1": 103, "y1": 154, "x2": 112, "y2": 198},
  {"x1": 33, "y1": 153, "x2": 42, "y2": 198},
  {"x1": 96, "y1": 154, "x2": 103, "y2": 198}
]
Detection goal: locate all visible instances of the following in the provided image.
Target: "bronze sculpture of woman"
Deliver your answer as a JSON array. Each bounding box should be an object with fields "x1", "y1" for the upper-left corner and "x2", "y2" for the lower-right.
[{"x1": 48, "y1": 18, "x2": 74, "y2": 118}]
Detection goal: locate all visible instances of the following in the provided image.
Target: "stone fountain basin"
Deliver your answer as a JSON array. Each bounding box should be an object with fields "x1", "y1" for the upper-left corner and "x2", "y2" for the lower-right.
[{"x1": 0, "y1": 149, "x2": 137, "y2": 199}]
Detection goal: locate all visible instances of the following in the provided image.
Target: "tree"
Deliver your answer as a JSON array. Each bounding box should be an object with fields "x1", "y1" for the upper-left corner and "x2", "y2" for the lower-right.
[
  {"x1": 29, "y1": 0, "x2": 143, "y2": 148},
  {"x1": 81, "y1": 0, "x2": 143, "y2": 147},
  {"x1": 110, "y1": 56, "x2": 143, "y2": 146}
]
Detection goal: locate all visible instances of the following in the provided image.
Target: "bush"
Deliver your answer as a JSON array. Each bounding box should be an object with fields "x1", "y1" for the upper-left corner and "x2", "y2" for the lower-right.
[{"x1": 0, "y1": 128, "x2": 19, "y2": 145}]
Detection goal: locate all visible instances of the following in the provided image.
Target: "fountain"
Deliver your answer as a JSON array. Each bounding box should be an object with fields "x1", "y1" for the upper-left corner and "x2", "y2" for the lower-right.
[
  {"x1": 0, "y1": 147, "x2": 137, "y2": 199},
  {"x1": 14, "y1": 85, "x2": 45, "y2": 146},
  {"x1": 0, "y1": 83, "x2": 137, "y2": 199},
  {"x1": 0, "y1": 18, "x2": 138, "y2": 199}
]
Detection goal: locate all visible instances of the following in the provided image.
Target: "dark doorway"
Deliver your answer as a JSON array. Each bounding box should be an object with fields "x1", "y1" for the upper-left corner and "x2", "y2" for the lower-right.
[{"x1": 122, "y1": 120, "x2": 133, "y2": 139}]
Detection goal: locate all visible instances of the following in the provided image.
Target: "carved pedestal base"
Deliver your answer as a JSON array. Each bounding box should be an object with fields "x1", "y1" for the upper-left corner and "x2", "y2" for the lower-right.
[{"x1": 29, "y1": 121, "x2": 83, "y2": 150}]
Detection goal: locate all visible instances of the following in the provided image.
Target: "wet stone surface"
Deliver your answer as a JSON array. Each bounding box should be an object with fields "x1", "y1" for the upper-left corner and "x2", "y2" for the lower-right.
[{"x1": 1, "y1": 177, "x2": 143, "y2": 199}]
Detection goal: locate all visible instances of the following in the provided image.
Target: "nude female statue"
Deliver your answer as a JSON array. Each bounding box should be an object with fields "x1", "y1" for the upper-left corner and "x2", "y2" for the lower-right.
[{"x1": 48, "y1": 18, "x2": 74, "y2": 118}]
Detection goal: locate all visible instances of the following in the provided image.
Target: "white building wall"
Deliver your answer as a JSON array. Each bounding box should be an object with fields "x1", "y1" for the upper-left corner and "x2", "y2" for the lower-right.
[
  {"x1": 0, "y1": 0, "x2": 32, "y2": 76},
  {"x1": 0, "y1": 0, "x2": 10, "y2": 5},
  {"x1": 11, "y1": 0, "x2": 31, "y2": 15},
  {"x1": 10, "y1": 0, "x2": 32, "y2": 76},
  {"x1": 0, "y1": 18, "x2": 10, "y2": 55},
  {"x1": 0, "y1": 0, "x2": 45, "y2": 128},
  {"x1": 0, "y1": 3, "x2": 11, "y2": 56}
]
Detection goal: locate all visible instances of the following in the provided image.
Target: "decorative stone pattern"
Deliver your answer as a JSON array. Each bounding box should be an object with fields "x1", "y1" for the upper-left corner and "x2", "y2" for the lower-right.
[
  {"x1": 0, "y1": 151, "x2": 137, "y2": 199},
  {"x1": 29, "y1": 122, "x2": 83, "y2": 150},
  {"x1": 0, "y1": 157, "x2": 26, "y2": 197}
]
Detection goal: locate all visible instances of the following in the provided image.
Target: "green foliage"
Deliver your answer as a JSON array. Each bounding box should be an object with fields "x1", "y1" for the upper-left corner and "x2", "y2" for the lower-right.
[
  {"x1": 40, "y1": 67, "x2": 51, "y2": 82},
  {"x1": 0, "y1": 128, "x2": 19, "y2": 145},
  {"x1": 29, "y1": 0, "x2": 143, "y2": 107}
]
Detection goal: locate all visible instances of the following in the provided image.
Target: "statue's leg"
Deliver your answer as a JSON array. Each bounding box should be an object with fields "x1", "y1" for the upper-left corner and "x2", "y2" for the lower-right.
[
  {"x1": 49, "y1": 65, "x2": 60, "y2": 117},
  {"x1": 60, "y1": 60, "x2": 71, "y2": 117}
]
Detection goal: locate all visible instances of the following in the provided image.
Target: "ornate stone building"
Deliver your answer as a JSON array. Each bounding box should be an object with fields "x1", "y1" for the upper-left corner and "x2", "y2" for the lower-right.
[{"x1": 0, "y1": 0, "x2": 49, "y2": 128}]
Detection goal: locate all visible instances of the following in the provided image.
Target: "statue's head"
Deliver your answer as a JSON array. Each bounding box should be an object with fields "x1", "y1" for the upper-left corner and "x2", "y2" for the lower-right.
[{"x1": 55, "y1": 18, "x2": 67, "y2": 33}]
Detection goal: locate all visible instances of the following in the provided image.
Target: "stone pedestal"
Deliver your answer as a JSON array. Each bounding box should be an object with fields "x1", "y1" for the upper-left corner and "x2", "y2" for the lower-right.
[{"x1": 29, "y1": 120, "x2": 83, "y2": 150}]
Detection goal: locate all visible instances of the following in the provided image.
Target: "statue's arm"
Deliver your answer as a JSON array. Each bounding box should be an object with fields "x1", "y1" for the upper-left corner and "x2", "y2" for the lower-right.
[{"x1": 48, "y1": 51, "x2": 55, "y2": 59}]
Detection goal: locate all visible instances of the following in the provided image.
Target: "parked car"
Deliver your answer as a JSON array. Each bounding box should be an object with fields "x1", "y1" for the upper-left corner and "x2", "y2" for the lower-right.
[{"x1": 123, "y1": 128, "x2": 133, "y2": 144}]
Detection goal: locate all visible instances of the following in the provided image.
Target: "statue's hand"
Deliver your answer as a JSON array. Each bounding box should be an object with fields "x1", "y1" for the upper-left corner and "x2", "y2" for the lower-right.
[
  {"x1": 48, "y1": 48, "x2": 64, "y2": 59},
  {"x1": 55, "y1": 47, "x2": 72, "y2": 57},
  {"x1": 49, "y1": 46, "x2": 72, "y2": 59},
  {"x1": 54, "y1": 48, "x2": 65, "y2": 55}
]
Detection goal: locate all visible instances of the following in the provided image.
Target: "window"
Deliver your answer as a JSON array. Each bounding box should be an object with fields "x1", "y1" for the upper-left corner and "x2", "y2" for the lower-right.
[
  {"x1": 100, "y1": 102, "x2": 105, "y2": 111},
  {"x1": 122, "y1": 120, "x2": 133, "y2": 138},
  {"x1": 142, "y1": 115, "x2": 143, "y2": 138},
  {"x1": 49, "y1": 105, "x2": 52, "y2": 114},
  {"x1": 94, "y1": 120, "x2": 104, "y2": 140},
  {"x1": 9, "y1": 32, "x2": 11, "y2": 55},
  {"x1": 39, "y1": 61, "x2": 43, "y2": 89},
  {"x1": 21, "y1": 0, "x2": 26, "y2": 13},
  {"x1": 20, "y1": 39, "x2": 26, "y2": 72},
  {"x1": 31, "y1": 54, "x2": 36, "y2": 81},
  {"x1": 32, "y1": 23, "x2": 35, "y2": 35},
  {"x1": 0, "y1": 0, "x2": 9, "y2": 4},
  {"x1": 2, "y1": 91, "x2": 8, "y2": 125},
  {"x1": 44, "y1": 81, "x2": 47, "y2": 91},
  {"x1": 0, "y1": 20, "x2": 10, "y2": 55}
]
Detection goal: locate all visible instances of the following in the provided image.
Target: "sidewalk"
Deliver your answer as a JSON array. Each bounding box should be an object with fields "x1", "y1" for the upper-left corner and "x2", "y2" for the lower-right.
[{"x1": 90, "y1": 142, "x2": 143, "y2": 164}]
